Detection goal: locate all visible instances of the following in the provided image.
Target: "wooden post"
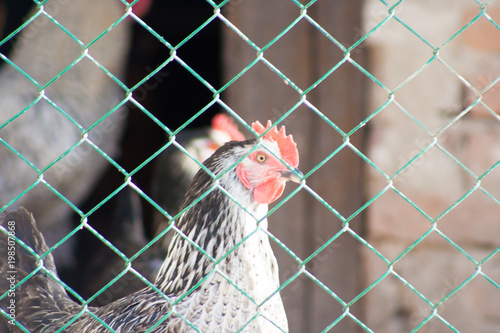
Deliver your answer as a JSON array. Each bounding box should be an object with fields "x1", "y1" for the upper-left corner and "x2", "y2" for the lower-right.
[{"x1": 223, "y1": 1, "x2": 366, "y2": 332}]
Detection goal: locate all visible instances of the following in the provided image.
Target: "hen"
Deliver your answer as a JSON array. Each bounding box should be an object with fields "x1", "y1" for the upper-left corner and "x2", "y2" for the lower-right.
[
  {"x1": 0, "y1": 120, "x2": 302, "y2": 332},
  {"x1": 0, "y1": 0, "x2": 151, "y2": 268}
]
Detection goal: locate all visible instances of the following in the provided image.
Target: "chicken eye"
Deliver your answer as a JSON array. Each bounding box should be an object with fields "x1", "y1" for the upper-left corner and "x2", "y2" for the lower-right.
[{"x1": 256, "y1": 153, "x2": 268, "y2": 163}]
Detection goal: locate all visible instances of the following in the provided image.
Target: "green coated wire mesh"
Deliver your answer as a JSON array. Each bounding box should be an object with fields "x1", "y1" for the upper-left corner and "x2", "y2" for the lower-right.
[{"x1": 1, "y1": 0, "x2": 500, "y2": 332}]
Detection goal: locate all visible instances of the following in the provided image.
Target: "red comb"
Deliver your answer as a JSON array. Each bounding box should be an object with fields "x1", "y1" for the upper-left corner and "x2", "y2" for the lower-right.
[
  {"x1": 251, "y1": 120, "x2": 299, "y2": 168},
  {"x1": 212, "y1": 114, "x2": 246, "y2": 141},
  {"x1": 126, "y1": 0, "x2": 152, "y2": 18}
]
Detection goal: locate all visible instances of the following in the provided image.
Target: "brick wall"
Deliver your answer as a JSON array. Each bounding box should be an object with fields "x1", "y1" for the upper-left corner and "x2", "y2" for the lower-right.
[{"x1": 363, "y1": 1, "x2": 500, "y2": 332}]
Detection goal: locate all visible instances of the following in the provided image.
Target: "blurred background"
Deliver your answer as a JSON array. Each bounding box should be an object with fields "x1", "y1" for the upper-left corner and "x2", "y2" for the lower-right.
[{"x1": 1, "y1": 0, "x2": 499, "y2": 332}]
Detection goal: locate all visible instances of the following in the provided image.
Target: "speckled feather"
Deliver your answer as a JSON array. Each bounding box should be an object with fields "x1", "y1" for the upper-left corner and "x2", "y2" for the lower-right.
[{"x1": 0, "y1": 138, "x2": 289, "y2": 332}]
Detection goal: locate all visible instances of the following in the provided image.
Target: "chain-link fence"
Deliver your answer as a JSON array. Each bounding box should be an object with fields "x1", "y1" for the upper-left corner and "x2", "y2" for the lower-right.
[{"x1": 1, "y1": 0, "x2": 499, "y2": 332}]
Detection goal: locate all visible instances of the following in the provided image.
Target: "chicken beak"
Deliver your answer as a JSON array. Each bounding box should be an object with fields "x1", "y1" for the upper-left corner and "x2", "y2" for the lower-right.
[{"x1": 280, "y1": 168, "x2": 303, "y2": 184}]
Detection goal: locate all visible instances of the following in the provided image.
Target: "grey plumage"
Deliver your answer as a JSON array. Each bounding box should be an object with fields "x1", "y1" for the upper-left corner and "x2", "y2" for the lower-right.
[
  {"x1": 0, "y1": 0, "x2": 136, "y2": 269},
  {"x1": 0, "y1": 138, "x2": 290, "y2": 332}
]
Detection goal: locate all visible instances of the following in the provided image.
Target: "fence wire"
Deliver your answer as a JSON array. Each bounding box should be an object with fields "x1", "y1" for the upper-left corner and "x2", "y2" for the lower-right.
[{"x1": 0, "y1": 0, "x2": 499, "y2": 332}]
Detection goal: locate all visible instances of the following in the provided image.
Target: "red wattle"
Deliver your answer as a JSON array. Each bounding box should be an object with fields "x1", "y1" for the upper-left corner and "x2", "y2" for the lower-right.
[{"x1": 253, "y1": 178, "x2": 285, "y2": 204}]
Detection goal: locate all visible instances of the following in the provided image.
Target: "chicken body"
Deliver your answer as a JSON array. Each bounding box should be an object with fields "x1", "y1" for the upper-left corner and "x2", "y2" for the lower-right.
[
  {"x1": 0, "y1": 0, "x2": 142, "y2": 268},
  {"x1": 0, "y1": 123, "x2": 300, "y2": 332}
]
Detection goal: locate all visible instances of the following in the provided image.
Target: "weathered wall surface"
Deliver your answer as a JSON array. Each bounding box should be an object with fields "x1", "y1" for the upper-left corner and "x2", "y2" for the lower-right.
[{"x1": 363, "y1": 1, "x2": 500, "y2": 332}]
